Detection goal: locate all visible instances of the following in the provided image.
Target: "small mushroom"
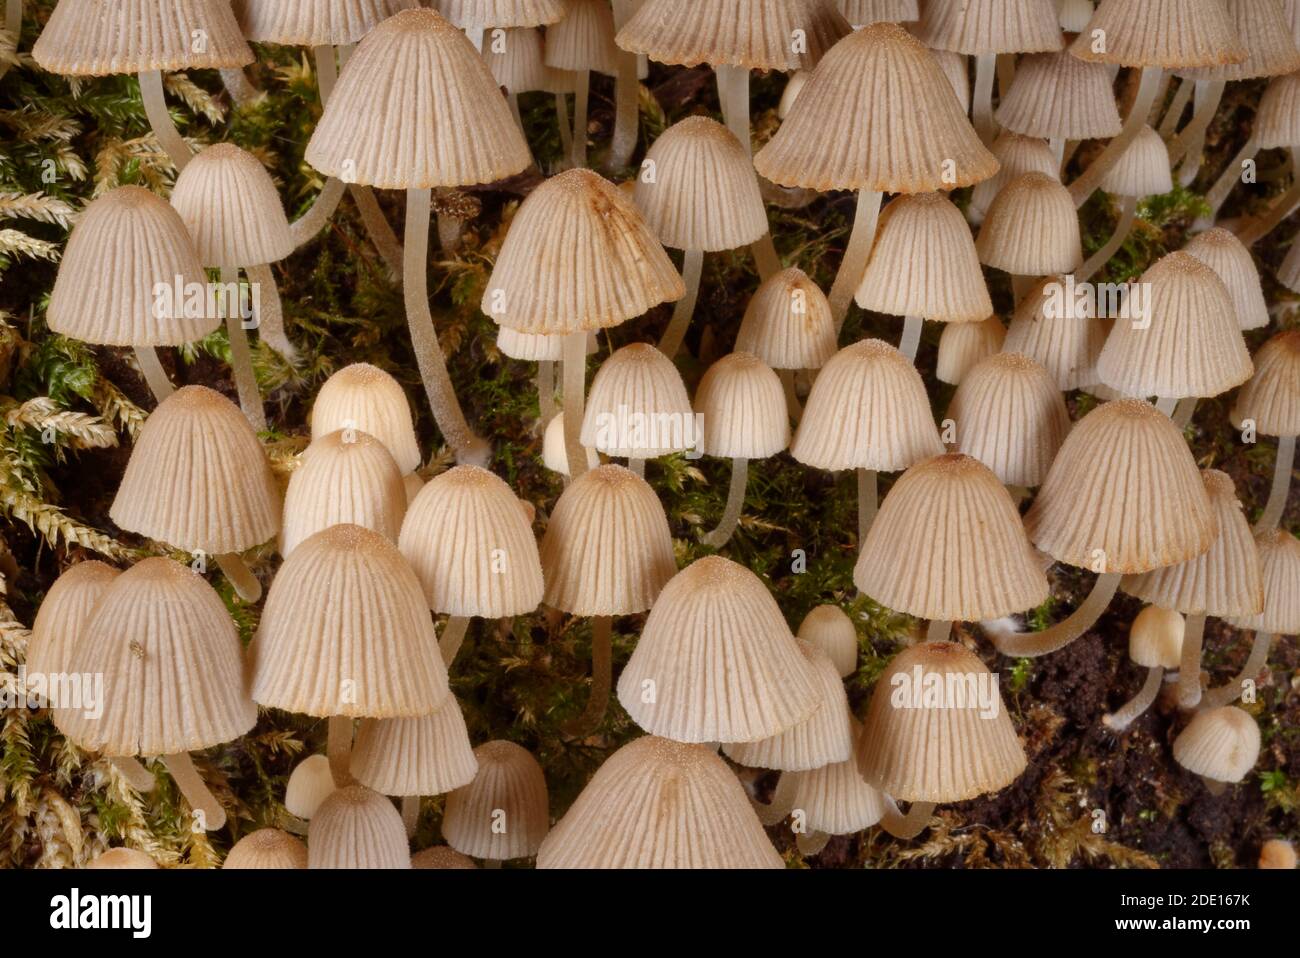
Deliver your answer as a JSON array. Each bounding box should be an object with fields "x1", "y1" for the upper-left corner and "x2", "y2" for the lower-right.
[
  {"x1": 797, "y1": 605, "x2": 859, "y2": 678},
  {"x1": 1003, "y1": 275, "x2": 1107, "y2": 390},
  {"x1": 995, "y1": 48, "x2": 1121, "y2": 169},
  {"x1": 223, "y1": 828, "x2": 308, "y2": 869},
  {"x1": 1173, "y1": 706, "x2": 1261, "y2": 794},
  {"x1": 496, "y1": 327, "x2": 596, "y2": 428},
  {"x1": 284, "y1": 754, "x2": 336, "y2": 822},
  {"x1": 542, "y1": 412, "x2": 599, "y2": 476},
  {"x1": 308, "y1": 784, "x2": 410, "y2": 869},
  {"x1": 785, "y1": 717, "x2": 887, "y2": 856},
  {"x1": 1184, "y1": 228, "x2": 1270, "y2": 333},
  {"x1": 1230, "y1": 331, "x2": 1300, "y2": 534},
  {"x1": 1102, "y1": 606, "x2": 1185, "y2": 732},
  {"x1": 312, "y1": 363, "x2": 423, "y2": 476},
  {"x1": 936, "y1": 316, "x2": 1006, "y2": 387},
  {"x1": 1214, "y1": 529, "x2": 1300, "y2": 706},
  {"x1": 969, "y1": 132, "x2": 1058, "y2": 225},
  {"x1": 976, "y1": 171, "x2": 1082, "y2": 301},
  {"x1": 442, "y1": 741, "x2": 549, "y2": 867},
  {"x1": 580, "y1": 343, "x2": 694, "y2": 475}
]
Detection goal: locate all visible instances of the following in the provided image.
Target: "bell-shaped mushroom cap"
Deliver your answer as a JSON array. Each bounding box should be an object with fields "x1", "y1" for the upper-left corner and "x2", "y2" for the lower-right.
[
  {"x1": 580, "y1": 343, "x2": 695, "y2": 456},
  {"x1": 26, "y1": 561, "x2": 120, "y2": 679},
  {"x1": 33, "y1": 0, "x2": 253, "y2": 75},
  {"x1": 85, "y1": 848, "x2": 160, "y2": 869},
  {"x1": 1225, "y1": 529, "x2": 1300, "y2": 634},
  {"x1": 542, "y1": 412, "x2": 599, "y2": 476},
  {"x1": 307, "y1": 785, "x2": 410, "y2": 869},
  {"x1": 616, "y1": 555, "x2": 821, "y2": 743},
  {"x1": 1258, "y1": 838, "x2": 1298, "y2": 870},
  {"x1": 1183, "y1": 228, "x2": 1269, "y2": 332},
  {"x1": 1004, "y1": 276, "x2": 1106, "y2": 389},
  {"x1": 48, "y1": 187, "x2": 214, "y2": 347},
  {"x1": 1100, "y1": 124, "x2": 1174, "y2": 197},
  {"x1": 538, "y1": 736, "x2": 784, "y2": 869},
  {"x1": 58, "y1": 557, "x2": 257, "y2": 756},
  {"x1": 917, "y1": 0, "x2": 1064, "y2": 54},
  {"x1": 1172, "y1": 706, "x2": 1261, "y2": 783},
  {"x1": 251, "y1": 524, "x2": 451, "y2": 717},
  {"x1": 856, "y1": 192, "x2": 993, "y2": 323},
  {"x1": 223, "y1": 828, "x2": 308, "y2": 869},
  {"x1": 312, "y1": 363, "x2": 422, "y2": 475},
  {"x1": 233, "y1": 0, "x2": 420, "y2": 45},
  {"x1": 1231, "y1": 331, "x2": 1300, "y2": 437},
  {"x1": 285, "y1": 754, "x2": 336, "y2": 820},
  {"x1": 946, "y1": 352, "x2": 1072, "y2": 488},
  {"x1": 483, "y1": 169, "x2": 684, "y2": 336},
  {"x1": 1122, "y1": 470, "x2": 1264, "y2": 618},
  {"x1": 857, "y1": 641, "x2": 1027, "y2": 802},
  {"x1": 969, "y1": 132, "x2": 1058, "y2": 223},
  {"x1": 789, "y1": 722, "x2": 887, "y2": 835},
  {"x1": 110, "y1": 386, "x2": 281, "y2": 554},
  {"x1": 1126, "y1": 605, "x2": 1185, "y2": 669},
  {"x1": 797, "y1": 605, "x2": 858, "y2": 678},
  {"x1": 633, "y1": 117, "x2": 768, "y2": 252},
  {"x1": 1024, "y1": 399, "x2": 1217, "y2": 573},
  {"x1": 615, "y1": 0, "x2": 850, "y2": 71},
  {"x1": 544, "y1": 0, "x2": 620, "y2": 75},
  {"x1": 937, "y1": 316, "x2": 1007, "y2": 386},
  {"x1": 1069, "y1": 0, "x2": 1247, "y2": 68},
  {"x1": 1180, "y1": 0, "x2": 1300, "y2": 80},
  {"x1": 693, "y1": 353, "x2": 790, "y2": 460},
  {"x1": 790, "y1": 339, "x2": 945, "y2": 472},
  {"x1": 723, "y1": 640, "x2": 854, "y2": 770},
  {"x1": 754, "y1": 22, "x2": 999, "y2": 192},
  {"x1": 280, "y1": 430, "x2": 407, "y2": 558},
  {"x1": 734, "y1": 268, "x2": 837, "y2": 370},
  {"x1": 484, "y1": 26, "x2": 553, "y2": 94},
  {"x1": 1097, "y1": 252, "x2": 1253, "y2": 400},
  {"x1": 855, "y1": 454, "x2": 1050, "y2": 620},
  {"x1": 995, "y1": 50, "x2": 1123, "y2": 140},
  {"x1": 397, "y1": 465, "x2": 543, "y2": 617},
  {"x1": 977, "y1": 172, "x2": 1082, "y2": 274},
  {"x1": 838, "y1": 0, "x2": 920, "y2": 24},
  {"x1": 439, "y1": 0, "x2": 565, "y2": 28},
  {"x1": 1256, "y1": 72, "x2": 1300, "y2": 149},
  {"x1": 443, "y1": 740, "x2": 549, "y2": 860},
  {"x1": 540, "y1": 464, "x2": 676, "y2": 614},
  {"x1": 170, "y1": 143, "x2": 294, "y2": 268},
  {"x1": 411, "y1": 845, "x2": 478, "y2": 869},
  {"x1": 350, "y1": 696, "x2": 478, "y2": 796},
  {"x1": 305, "y1": 8, "x2": 530, "y2": 189}
]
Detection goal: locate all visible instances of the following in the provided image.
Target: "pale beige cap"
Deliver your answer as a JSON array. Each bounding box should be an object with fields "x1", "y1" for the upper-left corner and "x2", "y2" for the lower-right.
[
  {"x1": 1224, "y1": 529, "x2": 1300, "y2": 634},
  {"x1": 995, "y1": 50, "x2": 1123, "y2": 141},
  {"x1": 789, "y1": 718, "x2": 887, "y2": 835},
  {"x1": 1003, "y1": 275, "x2": 1106, "y2": 389},
  {"x1": 1180, "y1": 0, "x2": 1300, "y2": 81},
  {"x1": 308, "y1": 785, "x2": 411, "y2": 868},
  {"x1": 542, "y1": 412, "x2": 599, "y2": 476},
  {"x1": 735, "y1": 268, "x2": 837, "y2": 371},
  {"x1": 1231, "y1": 331, "x2": 1300, "y2": 437},
  {"x1": 544, "y1": 0, "x2": 620, "y2": 75},
  {"x1": 797, "y1": 604, "x2": 858, "y2": 678},
  {"x1": 170, "y1": 143, "x2": 293, "y2": 268},
  {"x1": 976, "y1": 172, "x2": 1082, "y2": 275},
  {"x1": 85, "y1": 848, "x2": 160, "y2": 869},
  {"x1": 312, "y1": 363, "x2": 422, "y2": 475},
  {"x1": 1183, "y1": 228, "x2": 1269, "y2": 331},
  {"x1": 1126, "y1": 605, "x2": 1185, "y2": 669},
  {"x1": 485, "y1": 26, "x2": 554, "y2": 94},
  {"x1": 1172, "y1": 706, "x2": 1260, "y2": 784},
  {"x1": 580, "y1": 343, "x2": 694, "y2": 456},
  {"x1": 1256, "y1": 72, "x2": 1300, "y2": 149},
  {"x1": 223, "y1": 828, "x2": 308, "y2": 869},
  {"x1": 285, "y1": 754, "x2": 336, "y2": 819},
  {"x1": 497, "y1": 327, "x2": 596, "y2": 361},
  {"x1": 350, "y1": 696, "x2": 479, "y2": 796},
  {"x1": 442, "y1": 740, "x2": 549, "y2": 861},
  {"x1": 970, "y1": 132, "x2": 1058, "y2": 224},
  {"x1": 937, "y1": 316, "x2": 1006, "y2": 386},
  {"x1": 1069, "y1": 0, "x2": 1247, "y2": 69},
  {"x1": 1101, "y1": 125, "x2": 1174, "y2": 197},
  {"x1": 411, "y1": 846, "x2": 478, "y2": 868},
  {"x1": 233, "y1": 0, "x2": 420, "y2": 46},
  {"x1": 438, "y1": 0, "x2": 566, "y2": 29},
  {"x1": 693, "y1": 352, "x2": 790, "y2": 460},
  {"x1": 918, "y1": 0, "x2": 1064, "y2": 54},
  {"x1": 26, "y1": 561, "x2": 120, "y2": 681}
]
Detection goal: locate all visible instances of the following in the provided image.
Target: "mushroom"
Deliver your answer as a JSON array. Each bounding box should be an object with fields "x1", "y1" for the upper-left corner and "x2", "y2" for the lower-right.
[
  {"x1": 305, "y1": 8, "x2": 532, "y2": 465},
  {"x1": 284, "y1": 754, "x2": 336, "y2": 821},
  {"x1": 969, "y1": 132, "x2": 1059, "y2": 225},
  {"x1": 693, "y1": 352, "x2": 790, "y2": 547},
  {"x1": 580, "y1": 343, "x2": 694, "y2": 475},
  {"x1": 1230, "y1": 331, "x2": 1300, "y2": 533},
  {"x1": 442, "y1": 740, "x2": 549, "y2": 867},
  {"x1": 1077, "y1": 126, "x2": 1172, "y2": 284},
  {"x1": 1101, "y1": 606, "x2": 1185, "y2": 732},
  {"x1": 976, "y1": 171, "x2": 1083, "y2": 302},
  {"x1": 496, "y1": 329, "x2": 597, "y2": 435},
  {"x1": 544, "y1": 0, "x2": 620, "y2": 169},
  {"x1": 542, "y1": 412, "x2": 599, "y2": 476},
  {"x1": 936, "y1": 316, "x2": 1007, "y2": 386},
  {"x1": 59, "y1": 558, "x2": 257, "y2": 831},
  {"x1": 1003, "y1": 275, "x2": 1107, "y2": 390},
  {"x1": 797, "y1": 604, "x2": 859, "y2": 678},
  {"x1": 411, "y1": 846, "x2": 478, "y2": 869},
  {"x1": 1202, "y1": 70, "x2": 1300, "y2": 223},
  {"x1": 995, "y1": 48, "x2": 1122, "y2": 170},
  {"x1": 536, "y1": 736, "x2": 785, "y2": 868},
  {"x1": 1184, "y1": 229, "x2": 1270, "y2": 335},
  {"x1": 1258, "y1": 839, "x2": 1298, "y2": 870},
  {"x1": 311, "y1": 363, "x2": 423, "y2": 476},
  {"x1": 85, "y1": 848, "x2": 161, "y2": 870},
  {"x1": 1172, "y1": 706, "x2": 1261, "y2": 794},
  {"x1": 308, "y1": 784, "x2": 410, "y2": 868},
  {"x1": 482, "y1": 25, "x2": 563, "y2": 138},
  {"x1": 785, "y1": 717, "x2": 887, "y2": 856},
  {"x1": 223, "y1": 829, "x2": 309, "y2": 869}
]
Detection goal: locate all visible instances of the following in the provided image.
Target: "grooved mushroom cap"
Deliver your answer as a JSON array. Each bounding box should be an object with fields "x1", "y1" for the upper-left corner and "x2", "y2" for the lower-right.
[
  {"x1": 285, "y1": 754, "x2": 336, "y2": 820},
  {"x1": 484, "y1": 26, "x2": 556, "y2": 94},
  {"x1": 856, "y1": 192, "x2": 993, "y2": 322},
  {"x1": 995, "y1": 50, "x2": 1123, "y2": 140},
  {"x1": 544, "y1": 0, "x2": 620, "y2": 75},
  {"x1": 27, "y1": 561, "x2": 120, "y2": 681},
  {"x1": 304, "y1": 8, "x2": 531, "y2": 189},
  {"x1": 536, "y1": 736, "x2": 784, "y2": 869},
  {"x1": 280, "y1": 430, "x2": 407, "y2": 558},
  {"x1": 969, "y1": 132, "x2": 1059, "y2": 223},
  {"x1": 854, "y1": 454, "x2": 1050, "y2": 620},
  {"x1": 496, "y1": 326, "x2": 596, "y2": 361},
  {"x1": 1023, "y1": 399, "x2": 1217, "y2": 573},
  {"x1": 483, "y1": 169, "x2": 684, "y2": 335},
  {"x1": 110, "y1": 385, "x2": 281, "y2": 554},
  {"x1": 1126, "y1": 605, "x2": 1185, "y2": 669},
  {"x1": 797, "y1": 604, "x2": 858, "y2": 678},
  {"x1": 411, "y1": 846, "x2": 478, "y2": 869},
  {"x1": 633, "y1": 117, "x2": 769, "y2": 252},
  {"x1": 789, "y1": 719, "x2": 887, "y2": 835},
  {"x1": 734, "y1": 268, "x2": 837, "y2": 370},
  {"x1": 1180, "y1": 0, "x2": 1300, "y2": 80},
  {"x1": 937, "y1": 316, "x2": 1006, "y2": 386},
  {"x1": 918, "y1": 0, "x2": 1065, "y2": 54},
  {"x1": 1122, "y1": 470, "x2": 1264, "y2": 617},
  {"x1": 723, "y1": 640, "x2": 854, "y2": 770},
  {"x1": 540, "y1": 464, "x2": 676, "y2": 614},
  {"x1": 1068, "y1": 0, "x2": 1247, "y2": 68},
  {"x1": 616, "y1": 555, "x2": 822, "y2": 743},
  {"x1": 694, "y1": 352, "x2": 790, "y2": 460},
  {"x1": 350, "y1": 697, "x2": 479, "y2": 796},
  {"x1": 48, "y1": 187, "x2": 214, "y2": 347},
  {"x1": 976, "y1": 172, "x2": 1082, "y2": 274},
  {"x1": 1004, "y1": 275, "x2": 1107, "y2": 389},
  {"x1": 251, "y1": 524, "x2": 452, "y2": 718},
  {"x1": 307, "y1": 785, "x2": 411, "y2": 869},
  {"x1": 398, "y1": 465, "x2": 544, "y2": 617},
  {"x1": 1097, "y1": 251, "x2": 1253, "y2": 400},
  {"x1": 1256, "y1": 72, "x2": 1300, "y2": 149},
  {"x1": 442, "y1": 740, "x2": 549, "y2": 860},
  {"x1": 59, "y1": 557, "x2": 257, "y2": 757},
  {"x1": 946, "y1": 352, "x2": 1072, "y2": 488},
  {"x1": 1183, "y1": 228, "x2": 1268, "y2": 331},
  {"x1": 223, "y1": 828, "x2": 308, "y2": 869},
  {"x1": 1225, "y1": 529, "x2": 1300, "y2": 634},
  {"x1": 312, "y1": 363, "x2": 421, "y2": 474},
  {"x1": 170, "y1": 143, "x2": 293, "y2": 268},
  {"x1": 837, "y1": 0, "x2": 919, "y2": 24},
  {"x1": 1172, "y1": 706, "x2": 1261, "y2": 783},
  {"x1": 615, "y1": 0, "x2": 851, "y2": 71},
  {"x1": 856, "y1": 641, "x2": 1027, "y2": 803},
  {"x1": 790, "y1": 338, "x2": 945, "y2": 472},
  {"x1": 437, "y1": 0, "x2": 566, "y2": 28},
  {"x1": 542, "y1": 412, "x2": 599, "y2": 476},
  {"x1": 1230, "y1": 331, "x2": 1300, "y2": 437},
  {"x1": 1101, "y1": 124, "x2": 1174, "y2": 197},
  {"x1": 754, "y1": 22, "x2": 999, "y2": 192},
  {"x1": 33, "y1": 0, "x2": 253, "y2": 75},
  {"x1": 85, "y1": 848, "x2": 160, "y2": 869},
  {"x1": 232, "y1": 0, "x2": 419, "y2": 46},
  {"x1": 580, "y1": 343, "x2": 695, "y2": 456}
]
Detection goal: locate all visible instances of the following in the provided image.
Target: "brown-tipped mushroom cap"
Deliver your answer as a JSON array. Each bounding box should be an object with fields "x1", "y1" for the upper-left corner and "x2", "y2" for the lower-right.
[
  {"x1": 579, "y1": 343, "x2": 694, "y2": 456},
  {"x1": 26, "y1": 561, "x2": 120, "y2": 680},
  {"x1": 937, "y1": 316, "x2": 1007, "y2": 386},
  {"x1": 223, "y1": 828, "x2": 308, "y2": 869},
  {"x1": 797, "y1": 604, "x2": 858, "y2": 678},
  {"x1": 438, "y1": 0, "x2": 566, "y2": 29},
  {"x1": 1172, "y1": 706, "x2": 1261, "y2": 784},
  {"x1": 995, "y1": 50, "x2": 1123, "y2": 141},
  {"x1": 789, "y1": 718, "x2": 887, "y2": 835},
  {"x1": 110, "y1": 385, "x2": 281, "y2": 555},
  {"x1": 1179, "y1": 0, "x2": 1300, "y2": 80},
  {"x1": 233, "y1": 0, "x2": 420, "y2": 45},
  {"x1": 616, "y1": 555, "x2": 822, "y2": 743},
  {"x1": 307, "y1": 785, "x2": 410, "y2": 869},
  {"x1": 976, "y1": 172, "x2": 1082, "y2": 274},
  {"x1": 312, "y1": 363, "x2": 422, "y2": 475},
  {"x1": 734, "y1": 268, "x2": 837, "y2": 370},
  {"x1": 1231, "y1": 331, "x2": 1300, "y2": 437},
  {"x1": 285, "y1": 754, "x2": 336, "y2": 820},
  {"x1": 544, "y1": 0, "x2": 620, "y2": 75},
  {"x1": 1101, "y1": 125, "x2": 1174, "y2": 197},
  {"x1": 1256, "y1": 72, "x2": 1300, "y2": 149},
  {"x1": 1183, "y1": 228, "x2": 1269, "y2": 332},
  {"x1": 1225, "y1": 529, "x2": 1300, "y2": 634},
  {"x1": 693, "y1": 353, "x2": 790, "y2": 460},
  {"x1": 350, "y1": 696, "x2": 478, "y2": 796},
  {"x1": 1003, "y1": 276, "x2": 1107, "y2": 390},
  {"x1": 1069, "y1": 0, "x2": 1247, "y2": 68},
  {"x1": 170, "y1": 143, "x2": 293, "y2": 268},
  {"x1": 442, "y1": 740, "x2": 549, "y2": 861},
  {"x1": 85, "y1": 848, "x2": 160, "y2": 869},
  {"x1": 1126, "y1": 605, "x2": 1185, "y2": 669},
  {"x1": 918, "y1": 0, "x2": 1064, "y2": 54},
  {"x1": 410, "y1": 845, "x2": 478, "y2": 869}
]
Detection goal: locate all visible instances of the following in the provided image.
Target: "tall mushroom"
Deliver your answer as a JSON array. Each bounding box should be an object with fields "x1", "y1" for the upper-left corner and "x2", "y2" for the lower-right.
[
  {"x1": 1077, "y1": 126, "x2": 1172, "y2": 283},
  {"x1": 544, "y1": 0, "x2": 620, "y2": 169},
  {"x1": 311, "y1": 363, "x2": 423, "y2": 477},
  {"x1": 1101, "y1": 606, "x2": 1185, "y2": 732},
  {"x1": 976, "y1": 171, "x2": 1083, "y2": 302},
  {"x1": 1231, "y1": 331, "x2": 1300, "y2": 533},
  {"x1": 995, "y1": 47, "x2": 1122, "y2": 169}
]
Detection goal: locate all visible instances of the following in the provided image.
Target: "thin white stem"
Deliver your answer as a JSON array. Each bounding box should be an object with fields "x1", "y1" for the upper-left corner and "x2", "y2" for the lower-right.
[
  {"x1": 245, "y1": 263, "x2": 296, "y2": 365},
  {"x1": 973, "y1": 53, "x2": 998, "y2": 144},
  {"x1": 716, "y1": 64, "x2": 751, "y2": 155},
  {"x1": 132, "y1": 346, "x2": 174, "y2": 404},
  {"x1": 751, "y1": 233, "x2": 781, "y2": 280},
  {"x1": 110, "y1": 756, "x2": 156, "y2": 793},
  {"x1": 439, "y1": 615, "x2": 471, "y2": 668},
  {"x1": 138, "y1": 70, "x2": 192, "y2": 171},
  {"x1": 162, "y1": 752, "x2": 225, "y2": 831},
  {"x1": 857, "y1": 468, "x2": 877, "y2": 546},
  {"x1": 401, "y1": 796, "x2": 420, "y2": 838},
  {"x1": 702, "y1": 458, "x2": 748, "y2": 548},
  {"x1": 1257, "y1": 435, "x2": 1296, "y2": 533},
  {"x1": 987, "y1": 572, "x2": 1122, "y2": 657},
  {"x1": 1078, "y1": 196, "x2": 1139, "y2": 283},
  {"x1": 562, "y1": 331, "x2": 589, "y2": 479},
  {"x1": 1155, "y1": 396, "x2": 1178, "y2": 416},
  {"x1": 1172, "y1": 396, "x2": 1198, "y2": 430},
  {"x1": 215, "y1": 554, "x2": 261, "y2": 603},
  {"x1": 437, "y1": 211, "x2": 463, "y2": 253},
  {"x1": 220, "y1": 266, "x2": 267, "y2": 432},
  {"x1": 1051, "y1": 136, "x2": 1066, "y2": 174},
  {"x1": 1236, "y1": 158, "x2": 1300, "y2": 246},
  {"x1": 1203, "y1": 632, "x2": 1273, "y2": 708},
  {"x1": 562, "y1": 615, "x2": 613, "y2": 738},
  {"x1": 899, "y1": 315, "x2": 923, "y2": 363},
  {"x1": 1202, "y1": 137, "x2": 1259, "y2": 224},
  {"x1": 508, "y1": 92, "x2": 526, "y2": 137},
  {"x1": 1158, "y1": 77, "x2": 1193, "y2": 141},
  {"x1": 880, "y1": 796, "x2": 937, "y2": 839},
  {"x1": 571, "y1": 70, "x2": 590, "y2": 168},
  {"x1": 288, "y1": 177, "x2": 347, "y2": 249},
  {"x1": 327, "y1": 715, "x2": 354, "y2": 788},
  {"x1": 1102, "y1": 666, "x2": 1163, "y2": 732},
  {"x1": 1177, "y1": 612, "x2": 1207, "y2": 709},
  {"x1": 349, "y1": 185, "x2": 403, "y2": 278},
  {"x1": 537, "y1": 360, "x2": 557, "y2": 425},
  {"x1": 1070, "y1": 67, "x2": 1164, "y2": 208},
  {"x1": 658, "y1": 248, "x2": 703, "y2": 357},
  {"x1": 829, "y1": 190, "x2": 884, "y2": 333},
  {"x1": 219, "y1": 68, "x2": 258, "y2": 106},
  {"x1": 607, "y1": 50, "x2": 639, "y2": 170},
  {"x1": 926, "y1": 619, "x2": 952, "y2": 643}
]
